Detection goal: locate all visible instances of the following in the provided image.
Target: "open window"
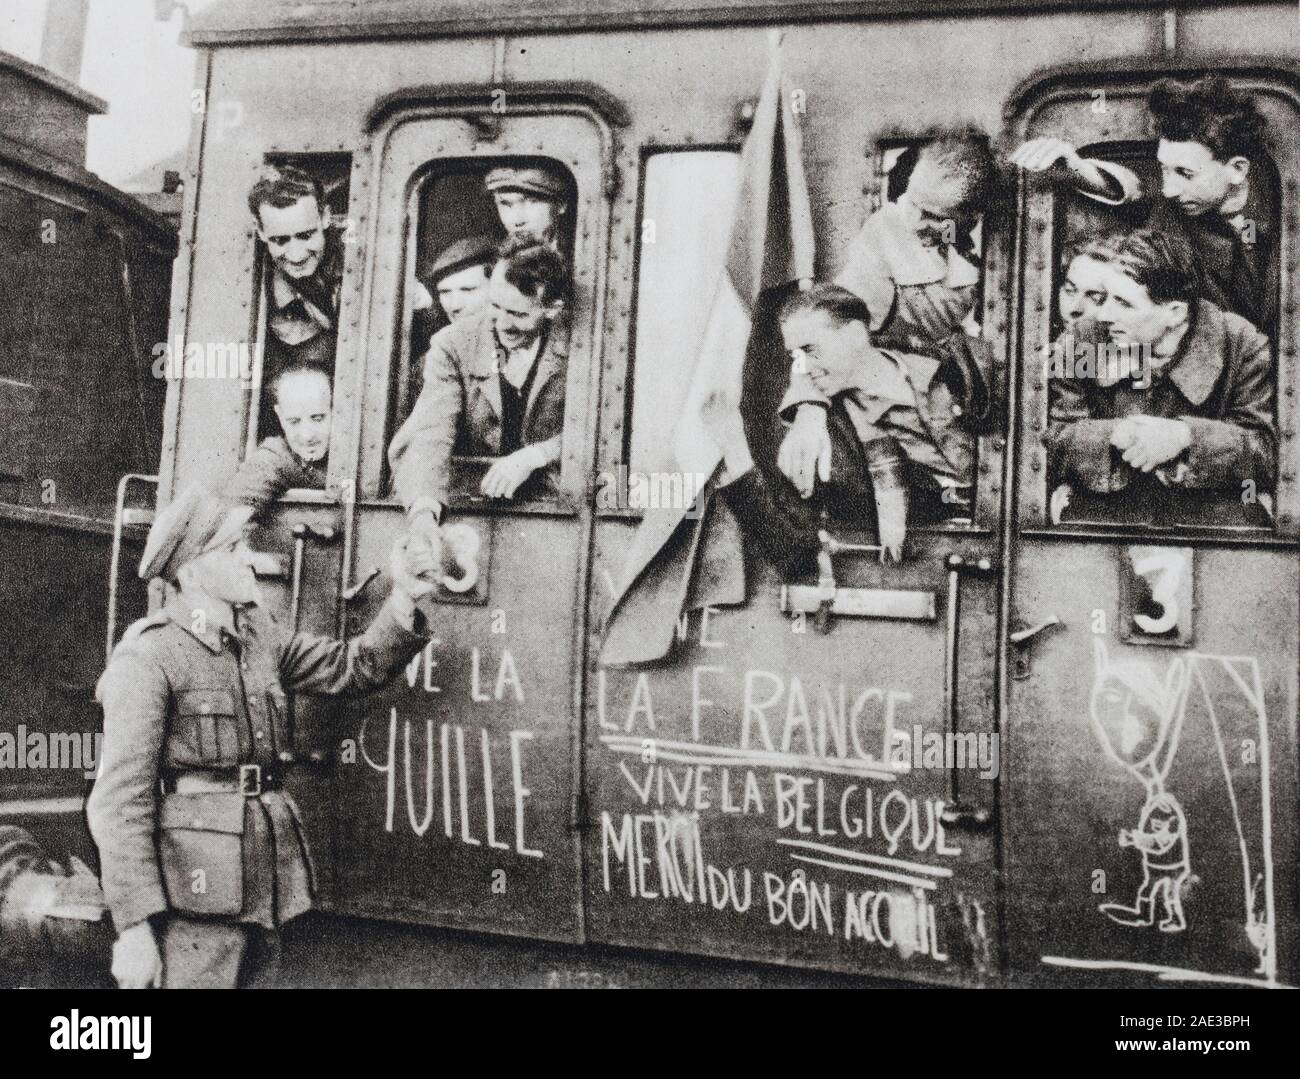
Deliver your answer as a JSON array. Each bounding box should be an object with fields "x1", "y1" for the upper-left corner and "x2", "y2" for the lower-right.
[
  {"x1": 352, "y1": 101, "x2": 611, "y2": 512},
  {"x1": 1042, "y1": 139, "x2": 1282, "y2": 532},
  {"x1": 1011, "y1": 69, "x2": 1299, "y2": 539},
  {"x1": 382, "y1": 154, "x2": 579, "y2": 506}
]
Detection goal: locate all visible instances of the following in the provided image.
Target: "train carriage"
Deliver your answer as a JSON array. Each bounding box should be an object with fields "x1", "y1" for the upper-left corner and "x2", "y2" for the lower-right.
[{"x1": 4, "y1": 0, "x2": 1298, "y2": 988}]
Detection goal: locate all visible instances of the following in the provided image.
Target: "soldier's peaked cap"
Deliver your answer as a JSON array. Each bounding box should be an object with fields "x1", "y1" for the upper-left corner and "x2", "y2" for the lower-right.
[
  {"x1": 138, "y1": 484, "x2": 245, "y2": 583},
  {"x1": 484, "y1": 164, "x2": 567, "y2": 200},
  {"x1": 426, "y1": 234, "x2": 497, "y2": 284}
]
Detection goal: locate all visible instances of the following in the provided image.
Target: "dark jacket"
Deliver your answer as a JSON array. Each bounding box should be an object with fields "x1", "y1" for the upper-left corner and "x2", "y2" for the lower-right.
[
  {"x1": 1087, "y1": 161, "x2": 1278, "y2": 338},
  {"x1": 87, "y1": 594, "x2": 423, "y2": 933},
  {"x1": 1047, "y1": 299, "x2": 1276, "y2": 524}
]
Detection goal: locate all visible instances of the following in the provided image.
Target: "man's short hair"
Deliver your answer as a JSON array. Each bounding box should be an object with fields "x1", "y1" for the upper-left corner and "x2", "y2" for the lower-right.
[
  {"x1": 1148, "y1": 76, "x2": 1267, "y2": 162},
  {"x1": 248, "y1": 165, "x2": 326, "y2": 221},
  {"x1": 1061, "y1": 232, "x2": 1124, "y2": 271},
  {"x1": 495, "y1": 233, "x2": 569, "y2": 305},
  {"x1": 778, "y1": 283, "x2": 873, "y2": 329},
  {"x1": 1090, "y1": 227, "x2": 1199, "y2": 305},
  {"x1": 906, "y1": 133, "x2": 995, "y2": 218},
  {"x1": 268, "y1": 360, "x2": 331, "y2": 407}
]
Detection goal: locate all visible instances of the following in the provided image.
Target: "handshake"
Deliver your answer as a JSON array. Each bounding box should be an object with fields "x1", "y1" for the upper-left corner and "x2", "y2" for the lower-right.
[{"x1": 391, "y1": 515, "x2": 480, "y2": 601}]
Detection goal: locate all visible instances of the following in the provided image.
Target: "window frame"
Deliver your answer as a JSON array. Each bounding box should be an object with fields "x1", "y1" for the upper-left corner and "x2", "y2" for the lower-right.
[
  {"x1": 344, "y1": 98, "x2": 616, "y2": 516},
  {"x1": 1010, "y1": 70, "x2": 1300, "y2": 544}
]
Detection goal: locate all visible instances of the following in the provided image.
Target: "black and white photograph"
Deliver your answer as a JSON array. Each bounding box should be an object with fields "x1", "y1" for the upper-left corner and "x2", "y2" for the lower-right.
[{"x1": 0, "y1": 0, "x2": 1296, "y2": 1034}]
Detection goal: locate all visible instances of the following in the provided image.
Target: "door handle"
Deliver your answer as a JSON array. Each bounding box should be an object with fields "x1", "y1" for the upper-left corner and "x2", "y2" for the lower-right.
[
  {"x1": 1010, "y1": 614, "x2": 1063, "y2": 680},
  {"x1": 289, "y1": 522, "x2": 339, "y2": 633},
  {"x1": 939, "y1": 554, "x2": 997, "y2": 831}
]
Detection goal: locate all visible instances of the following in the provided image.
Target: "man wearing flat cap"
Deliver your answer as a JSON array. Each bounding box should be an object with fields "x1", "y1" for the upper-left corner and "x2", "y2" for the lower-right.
[
  {"x1": 485, "y1": 163, "x2": 570, "y2": 248},
  {"x1": 87, "y1": 484, "x2": 436, "y2": 988},
  {"x1": 427, "y1": 234, "x2": 496, "y2": 324}
]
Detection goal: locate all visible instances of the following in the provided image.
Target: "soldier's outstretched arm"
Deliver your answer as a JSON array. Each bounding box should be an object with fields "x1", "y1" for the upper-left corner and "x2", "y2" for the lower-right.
[{"x1": 279, "y1": 538, "x2": 432, "y2": 696}]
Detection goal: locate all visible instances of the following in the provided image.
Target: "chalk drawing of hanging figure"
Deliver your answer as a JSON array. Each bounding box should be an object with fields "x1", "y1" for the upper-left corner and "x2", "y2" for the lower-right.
[{"x1": 1088, "y1": 639, "x2": 1192, "y2": 933}]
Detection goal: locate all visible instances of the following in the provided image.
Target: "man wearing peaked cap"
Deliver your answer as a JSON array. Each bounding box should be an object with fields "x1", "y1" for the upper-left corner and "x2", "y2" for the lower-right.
[
  {"x1": 485, "y1": 163, "x2": 569, "y2": 247},
  {"x1": 88, "y1": 483, "x2": 436, "y2": 988},
  {"x1": 426, "y1": 234, "x2": 496, "y2": 324}
]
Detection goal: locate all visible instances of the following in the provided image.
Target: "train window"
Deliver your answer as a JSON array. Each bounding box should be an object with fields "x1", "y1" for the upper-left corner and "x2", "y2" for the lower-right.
[
  {"x1": 1044, "y1": 141, "x2": 1281, "y2": 531},
  {"x1": 243, "y1": 153, "x2": 351, "y2": 490},
  {"x1": 385, "y1": 156, "x2": 578, "y2": 507},
  {"x1": 626, "y1": 150, "x2": 741, "y2": 475}
]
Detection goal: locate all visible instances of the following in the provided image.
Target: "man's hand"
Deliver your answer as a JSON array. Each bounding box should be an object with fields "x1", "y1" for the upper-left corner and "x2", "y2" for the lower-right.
[
  {"x1": 481, "y1": 446, "x2": 545, "y2": 499},
  {"x1": 1111, "y1": 415, "x2": 1191, "y2": 473},
  {"x1": 777, "y1": 405, "x2": 832, "y2": 499},
  {"x1": 112, "y1": 921, "x2": 161, "y2": 989},
  {"x1": 392, "y1": 534, "x2": 436, "y2": 602},
  {"x1": 1009, "y1": 136, "x2": 1081, "y2": 174}
]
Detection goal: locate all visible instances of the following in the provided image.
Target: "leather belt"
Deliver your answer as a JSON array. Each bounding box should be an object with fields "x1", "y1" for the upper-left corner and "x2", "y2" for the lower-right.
[{"x1": 164, "y1": 764, "x2": 279, "y2": 797}]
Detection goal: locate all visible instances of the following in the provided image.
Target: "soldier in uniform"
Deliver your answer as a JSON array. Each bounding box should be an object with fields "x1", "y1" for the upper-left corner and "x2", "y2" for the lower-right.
[
  {"x1": 87, "y1": 485, "x2": 436, "y2": 988},
  {"x1": 484, "y1": 164, "x2": 570, "y2": 248},
  {"x1": 248, "y1": 165, "x2": 345, "y2": 362},
  {"x1": 390, "y1": 235, "x2": 570, "y2": 559}
]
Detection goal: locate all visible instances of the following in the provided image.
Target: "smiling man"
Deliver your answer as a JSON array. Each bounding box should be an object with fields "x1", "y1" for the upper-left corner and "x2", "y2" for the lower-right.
[
  {"x1": 389, "y1": 235, "x2": 570, "y2": 558},
  {"x1": 1046, "y1": 229, "x2": 1276, "y2": 526},
  {"x1": 87, "y1": 484, "x2": 434, "y2": 988},
  {"x1": 248, "y1": 165, "x2": 344, "y2": 356},
  {"x1": 1011, "y1": 76, "x2": 1276, "y2": 337}
]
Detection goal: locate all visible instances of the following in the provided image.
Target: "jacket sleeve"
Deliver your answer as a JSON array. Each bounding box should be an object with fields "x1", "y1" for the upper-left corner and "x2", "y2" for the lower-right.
[
  {"x1": 226, "y1": 439, "x2": 311, "y2": 513},
  {"x1": 87, "y1": 643, "x2": 171, "y2": 932},
  {"x1": 279, "y1": 598, "x2": 427, "y2": 697},
  {"x1": 1045, "y1": 336, "x2": 1128, "y2": 492},
  {"x1": 778, "y1": 365, "x2": 831, "y2": 421},
  {"x1": 1177, "y1": 327, "x2": 1277, "y2": 491},
  {"x1": 388, "y1": 335, "x2": 464, "y2": 511},
  {"x1": 834, "y1": 213, "x2": 898, "y2": 331}
]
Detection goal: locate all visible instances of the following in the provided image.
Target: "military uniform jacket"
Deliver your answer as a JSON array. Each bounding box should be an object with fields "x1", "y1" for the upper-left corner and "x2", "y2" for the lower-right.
[
  {"x1": 1046, "y1": 299, "x2": 1276, "y2": 498},
  {"x1": 88, "y1": 594, "x2": 424, "y2": 933},
  {"x1": 388, "y1": 309, "x2": 568, "y2": 510}
]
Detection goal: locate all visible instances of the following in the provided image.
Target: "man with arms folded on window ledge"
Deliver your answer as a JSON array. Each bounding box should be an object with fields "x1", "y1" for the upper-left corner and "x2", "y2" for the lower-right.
[
  {"x1": 389, "y1": 235, "x2": 570, "y2": 558},
  {"x1": 1046, "y1": 228, "x2": 1276, "y2": 528},
  {"x1": 1010, "y1": 76, "x2": 1277, "y2": 339}
]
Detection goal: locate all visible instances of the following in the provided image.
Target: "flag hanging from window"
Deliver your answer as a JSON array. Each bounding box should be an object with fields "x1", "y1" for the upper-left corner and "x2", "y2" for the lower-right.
[{"x1": 599, "y1": 36, "x2": 815, "y2": 667}]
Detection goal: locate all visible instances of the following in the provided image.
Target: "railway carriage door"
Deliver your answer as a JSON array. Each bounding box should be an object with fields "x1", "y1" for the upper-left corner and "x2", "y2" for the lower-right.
[
  {"x1": 1003, "y1": 72, "x2": 1300, "y2": 988},
  {"x1": 582, "y1": 147, "x2": 1014, "y2": 984},
  {"x1": 326, "y1": 97, "x2": 615, "y2": 941}
]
